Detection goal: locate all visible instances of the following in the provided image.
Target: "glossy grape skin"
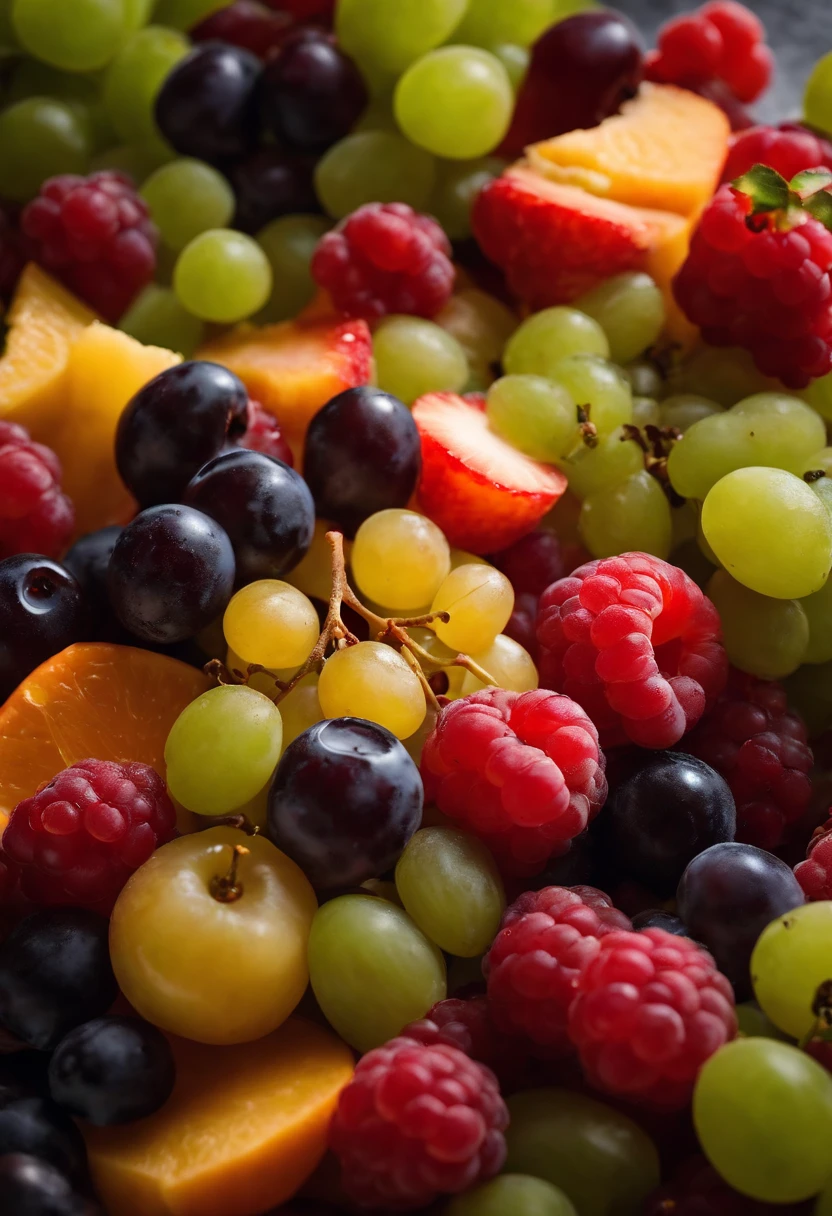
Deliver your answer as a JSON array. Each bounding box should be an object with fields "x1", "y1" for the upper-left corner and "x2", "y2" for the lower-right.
[
  {"x1": 351, "y1": 509, "x2": 450, "y2": 613},
  {"x1": 706, "y1": 570, "x2": 809, "y2": 681},
  {"x1": 303, "y1": 387, "x2": 421, "y2": 536},
  {"x1": 268, "y1": 717, "x2": 423, "y2": 891},
  {"x1": 751, "y1": 903, "x2": 832, "y2": 1041},
  {"x1": 223, "y1": 579, "x2": 320, "y2": 670},
  {"x1": 0, "y1": 556, "x2": 90, "y2": 702},
  {"x1": 449, "y1": 1175, "x2": 576, "y2": 1216},
  {"x1": 174, "y1": 228, "x2": 273, "y2": 324},
  {"x1": 154, "y1": 43, "x2": 262, "y2": 164},
  {"x1": 804, "y1": 51, "x2": 832, "y2": 138},
  {"x1": 574, "y1": 272, "x2": 665, "y2": 366},
  {"x1": 631, "y1": 909, "x2": 688, "y2": 936},
  {"x1": 116, "y1": 361, "x2": 249, "y2": 508},
  {"x1": 394, "y1": 47, "x2": 514, "y2": 160},
  {"x1": 600, "y1": 753, "x2": 736, "y2": 898},
  {"x1": 0, "y1": 98, "x2": 90, "y2": 203},
  {"x1": 230, "y1": 147, "x2": 319, "y2": 235},
  {"x1": 0, "y1": 1095, "x2": 87, "y2": 1190},
  {"x1": 335, "y1": 0, "x2": 468, "y2": 76},
  {"x1": 318, "y1": 642, "x2": 426, "y2": 740},
  {"x1": 141, "y1": 157, "x2": 235, "y2": 252},
  {"x1": 63, "y1": 525, "x2": 123, "y2": 641},
  {"x1": 107, "y1": 505, "x2": 235, "y2": 644},
  {"x1": 48, "y1": 1016, "x2": 175, "y2": 1126},
  {"x1": 314, "y1": 130, "x2": 437, "y2": 219},
  {"x1": 0, "y1": 909, "x2": 117, "y2": 1053},
  {"x1": 676, "y1": 843, "x2": 805, "y2": 998},
  {"x1": 260, "y1": 29, "x2": 367, "y2": 153},
  {"x1": 307, "y1": 894, "x2": 446, "y2": 1052},
  {"x1": 183, "y1": 449, "x2": 314, "y2": 585},
  {"x1": 373, "y1": 316, "x2": 469, "y2": 406},
  {"x1": 0, "y1": 1154, "x2": 95, "y2": 1216},
  {"x1": 103, "y1": 25, "x2": 190, "y2": 146},
  {"x1": 504, "y1": 308, "x2": 609, "y2": 378},
  {"x1": 11, "y1": 0, "x2": 126, "y2": 72}
]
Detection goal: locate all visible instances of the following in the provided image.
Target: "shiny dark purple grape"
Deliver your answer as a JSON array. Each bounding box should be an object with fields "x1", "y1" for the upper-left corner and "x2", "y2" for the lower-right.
[
  {"x1": 600, "y1": 752, "x2": 736, "y2": 898},
  {"x1": 303, "y1": 387, "x2": 421, "y2": 536},
  {"x1": 107, "y1": 505, "x2": 235, "y2": 644},
  {"x1": 0, "y1": 910, "x2": 117, "y2": 1053},
  {"x1": 0, "y1": 556, "x2": 89, "y2": 702},
  {"x1": 116, "y1": 362, "x2": 249, "y2": 508},
  {"x1": 0, "y1": 1097, "x2": 87, "y2": 1189},
  {"x1": 267, "y1": 717, "x2": 423, "y2": 890},
  {"x1": 183, "y1": 449, "x2": 314, "y2": 585},
  {"x1": 260, "y1": 29, "x2": 367, "y2": 152},
  {"x1": 63, "y1": 527, "x2": 123, "y2": 641},
  {"x1": 49, "y1": 1017, "x2": 175, "y2": 1127},
  {"x1": 229, "y1": 147, "x2": 318, "y2": 234},
  {"x1": 677, "y1": 842, "x2": 805, "y2": 998},
  {"x1": 154, "y1": 42, "x2": 262, "y2": 164},
  {"x1": 0, "y1": 1153, "x2": 99, "y2": 1216},
  {"x1": 631, "y1": 909, "x2": 689, "y2": 936}
]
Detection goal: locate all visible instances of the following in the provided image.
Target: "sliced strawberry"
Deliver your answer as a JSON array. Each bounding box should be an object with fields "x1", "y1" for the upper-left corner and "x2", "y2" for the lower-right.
[{"x1": 412, "y1": 392, "x2": 567, "y2": 554}]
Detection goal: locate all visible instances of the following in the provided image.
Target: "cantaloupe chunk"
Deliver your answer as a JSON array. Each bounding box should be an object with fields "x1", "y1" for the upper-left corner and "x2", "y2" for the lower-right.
[
  {"x1": 529, "y1": 83, "x2": 730, "y2": 217},
  {"x1": 83, "y1": 1018, "x2": 354, "y2": 1216},
  {"x1": 0, "y1": 264, "x2": 95, "y2": 439}
]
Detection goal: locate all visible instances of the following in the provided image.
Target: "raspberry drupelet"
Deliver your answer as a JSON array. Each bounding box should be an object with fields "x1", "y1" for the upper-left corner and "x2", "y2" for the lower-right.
[
  {"x1": 329, "y1": 1036, "x2": 508, "y2": 1210},
  {"x1": 536, "y1": 552, "x2": 727, "y2": 750},
  {"x1": 646, "y1": 1, "x2": 773, "y2": 106},
  {"x1": 568, "y1": 927, "x2": 737, "y2": 1109},
  {"x1": 420, "y1": 687, "x2": 608, "y2": 877},
  {"x1": 311, "y1": 202, "x2": 455, "y2": 321},
  {"x1": 723, "y1": 124, "x2": 832, "y2": 184},
  {"x1": 0, "y1": 421, "x2": 74, "y2": 560},
  {"x1": 794, "y1": 814, "x2": 832, "y2": 901},
  {"x1": 2, "y1": 759, "x2": 177, "y2": 915}
]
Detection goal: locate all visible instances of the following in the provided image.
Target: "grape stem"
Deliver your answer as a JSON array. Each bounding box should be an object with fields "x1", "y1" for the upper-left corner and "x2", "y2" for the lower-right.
[{"x1": 210, "y1": 844, "x2": 250, "y2": 903}]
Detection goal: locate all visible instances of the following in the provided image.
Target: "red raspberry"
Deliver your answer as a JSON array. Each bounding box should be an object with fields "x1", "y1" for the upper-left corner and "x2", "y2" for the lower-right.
[
  {"x1": 22, "y1": 172, "x2": 158, "y2": 323},
  {"x1": 536, "y1": 553, "x2": 727, "y2": 750},
  {"x1": 329, "y1": 1036, "x2": 508, "y2": 1210},
  {"x1": 674, "y1": 178, "x2": 832, "y2": 388},
  {"x1": 567, "y1": 927, "x2": 737, "y2": 1109},
  {"x1": 402, "y1": 996, "x2": 534, "y2": 1090},
  {"x1": 191, "y1": 0, "x2": 292, "y2": 57},
  {"x1": 723, "y1": 124, "x2": 832, "y2": 184},
  {"x1": 1, "y1": 759, "x2": 177, "y2": 915},
  {"x1": 311, "y1": 202, "x2": 455, "y2": 321},
  {"x1": 420, "y1": 688, "x2": 607, "y2": 877},
  {"x1": 0, "y1": 420, "x2": 74, "y2": 560},
  {"x1": 238, "y1": 399, "x2": 294, "y2": 467},
  {"x1": 682, "y1": 670, "x2": 813, "y2": 851},
  {"x1": 794, "y1": 814, "x2": 832, "y2": 901},
  {"x1": 484, "y1": 886, "x2": 630, "y2": 1053},
  {"x1": 646, "y1": 1, "x2": 772, "y2": 106}
]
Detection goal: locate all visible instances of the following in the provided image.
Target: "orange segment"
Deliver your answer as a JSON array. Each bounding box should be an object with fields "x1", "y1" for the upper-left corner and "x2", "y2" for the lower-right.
[
  {"x1": 83, "y1": 1018, "x2": 354, "y2": 1216},
  {"x1": 0, "y1": 644, "x2": 210, "y2": 826}
]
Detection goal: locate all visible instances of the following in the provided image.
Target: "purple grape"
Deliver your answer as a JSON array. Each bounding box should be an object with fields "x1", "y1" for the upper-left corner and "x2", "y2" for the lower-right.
[
  {"x1": 229, "y1": 147, "x2": 318, "y2": 234},
  {"x1": 260, "y1": 29, "x2": 367, "y2": 152},
  {"x1": 154, "y1": 43, "x2": 262, "y2": 164},
  {"x1": 676, "y1": 842, "x2": 805, "y2": 998},
  {"x1": 267, "y1": 717, "x2": 423, "y2": 890},
  {"x1": 63, "y1": 526, "x2": 123, "y2": 641},
  {"x1": 0, "y1": 1098, "x2": 87, "y2": 1191},
  {"x1": 0, "y1": 556, "x2": 90, "y2": 702},
  {"x1": 107, "y1": 505, "x2": 235, "y2": 644},
  {"x1": 183, "y1": 448, "x2": 315, "y2": 584},
  {"x1": 631, "y1": 909, "x2": 689, "y2": 936},
  {"x1": 0, "y1": 1153, "x2": 99, "y2": 1216}
]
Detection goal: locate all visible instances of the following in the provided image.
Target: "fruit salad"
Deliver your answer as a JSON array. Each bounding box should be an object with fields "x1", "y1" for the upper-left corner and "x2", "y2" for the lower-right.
[{"x1": 1, "y1": 1, "x2": 832, "y2": 1214}]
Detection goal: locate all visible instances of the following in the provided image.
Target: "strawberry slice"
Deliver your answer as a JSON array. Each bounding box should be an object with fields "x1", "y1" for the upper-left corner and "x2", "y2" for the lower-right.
[{"x1": 412, "y1": 392, "x2": 567, "y2": 554}]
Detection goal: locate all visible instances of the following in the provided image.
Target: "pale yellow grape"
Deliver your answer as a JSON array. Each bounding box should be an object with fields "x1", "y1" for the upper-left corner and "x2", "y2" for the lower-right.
[
  {"x1": 549, "y1": 355, "x2": 633, "y2": 439},
  {"x1": 450, "y1": 548, "x2": 490, "y2": 570},
  {"x1": 432, "y1": 564, "x2": 514, "y2": 653},
  {"x1": 627, "y1": 359, "x2": 664, "y2": 400},
  {"x1": 486, "y1": 374, "x2": 576, "y2": 462},
  {"x1": 802, "y1": 447, "x2": 832, "y2": 478},
  {"x1": 580, "y1": 470, "x2": 672, "y2": 561},
  {"x1": 631, "y1": 395, "x2": 661, "y2": 427},
  {"x1": 318, "y1": 641, "x2": 426, "y2": 739},
  {"x1": 280, "y1": 672, "x2": 324, "y2": 749},
  {"x1": 287, "y1": 519, "x2": 349, "y2": 603},
  {"x1": 707, "y1": 570, "x2": 809, "y2": 681},
  {"x1": 223, "y1": 580, "x2": 320, "y2": 670},
  {"x1": 374, "y1": 315, "x2": 469, "y2": 405},
  {"x1": 751, "y1": 902, "x2": 832, "y2": 1040},
  {"x1": 460, "y1": 634, "x2": 538, "y2": 696},
  {"x1": 559, "y1": 428, "x2": 642, "y2": 501},
  {"x1": 352, "y1": 510, "x2": 451, "y2": 613},
  {"x1": 574, "y1": 271, "x2": 665, "y2": 364},
  {"x1": 504, "y1": 307, "x2": 609, "y2": 378},
  {"x1": 660, "y1": 394, "x2": 723, "y2": 432}
]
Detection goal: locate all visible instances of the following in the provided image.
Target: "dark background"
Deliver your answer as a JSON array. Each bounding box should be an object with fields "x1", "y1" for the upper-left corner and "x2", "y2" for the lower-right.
[{"x1": 618, "y1": 0, "x2": 832, "y2": 121}]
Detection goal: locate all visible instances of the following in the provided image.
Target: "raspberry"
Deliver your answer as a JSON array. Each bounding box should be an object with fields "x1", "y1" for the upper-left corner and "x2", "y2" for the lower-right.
[
  {"x1": 646, "y1": 1, "x2": 771, "y2": 107},
  {"x1": 536, "y1": 553, "x2": 727, "y2": 750},
  {"x1": 22, "y1": 172, "x2": 158, "y2": 323},
  {"x1": 567, "y1": 927, "x2": 737, "y2": 1109},
  {"x1": 329, "y1": 1036, "x2": 508, "y2": 1210},
  {"x1": 0, "y1": 420, "x2": 74, "y2": 560},
  {"x1": 311, "y1": 202, "x2": 455, "y2": 321},
  {"x1": 191, "y1": 0, "x2": 292, "y2": 57},
  {"x1": 674, "y1": 178, "x2": 832, "y2": 389},
  {"x1": 682, "y1": 670, "x2": 813, "y2": 851},
  {"x1": 402, "y1": 996, "x2": 534, "y2": 1090},
  {"x1": 238, "y1": 399, "x2": 294, "y2": 467},
  {"x1": 484, "y1": 886, "x2": 630, "y2": 1053},
  {"x1": 723, "y1": 124, "x2": 832, "y2": 184},
  {"x1": 794, "y1": 814, "x2": 832, "y2": 901},
  {"x1": 2, "y1": 759, "x2": 177, "y2": 915},
  {"x1": 420, "y1": 688, "x2": 607, "y2": 877}
]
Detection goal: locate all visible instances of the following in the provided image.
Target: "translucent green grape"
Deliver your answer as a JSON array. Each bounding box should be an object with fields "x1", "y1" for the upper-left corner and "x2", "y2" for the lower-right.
[
  {"x1": 374, "y1": 315, "x2": 469, "y2": 405},
  {"x1": 804, "y1": 50, "x2": 832, "y2": 138},
  {"x1": 559, "y1": 428, "x2": 642, "y2": 500},
  {"x1": 0, "y1": 98, "x2": 90, "y2": 201},
  {"x1": 626, "y1": 358, "x2": 663, "y2": 400},
  {"x1": 12, "y1": 0, "x2": 126, "y2": 70},
  {"x1": 660, "y1": 394, "x2": 723, "y2": 433},
  {"x1": 707, "y1": 570, "x2": 809, "y2": 681},
  {"x1": 799, "y1": 575, "x2": 832, "y2": 665},
  {"x1": 394, "y1": 47, "x2": 514, "y2": 160},
  {"x1": 315, "y1": 130, "x2": 437, "y2": 219},
  {"x1": 123, "y1": 0, "x2": 154, "y2": 33},
  {"x1": 574, "y1": 272, "x2": 665, "y2": 365},
  {"x1": 486, "y1": 374, "x2": 576, "y2": 462},
  {"x1": 804, "y1": 369, "x2": 832, "y2": 421},
  {"x1": 504, "y1": 307, "x2": 610, "y2": 379},
  {"x1": 447, "y1": 1175, "x2": 578, "y2": 1216},
  {"x1": 580, "y1": 471, "x2": 672, "y2": 561},
  {"x1": 735, "y1": 1002, "x2": 791, "y2": 1042},
  {"x1": 490, "y1": 43, "x2": 530, "y2": 90},
  {"x1": 119, "y1": 285, "x2": 205, "y2": 358},
  {"x1": 142, "y1": 158, "x2": 235, "y2": 252},
  {"x1": 694, "y1": 1038, "x2": 832, "y2": 1203},
  {"x1": 430, "y1": 156, "x2": 505, "y2": 240},
  {"x1": 174, "y1": 229, "x2": 272, "y2": 324},
  {"x1": 256, "y1": 214, "x2": 330, "y2": 323},
  {"x1": 103, "y1": 25, "x2": 190, "y2": 145},
  {"x1": 751, "y1": 903, "x2": 832, "y2": 1041},
  {"x1": 631, "y1": 395, "x2": 661, "y2": 428},
  {"x1": 151, "y1": 0, "x2": 225, "y2": 29},
  {"x1": 89, "y1": 136, "x2": 174, "y2": 183},
  {"x1": 549, "y1": 355, "x2": 633, "y2": 436},
  {"x1": 665, "y1": 344, "x2": 775, "y2": 407},
  {"x1": 432, "y1": 563, "x2": 514, "y2": 654},
  {"x1": 453, "y1": 0, "x2": 554, "y2": 47},
  {"x1": 336, "y1": 0, "x2": 469, "y2": 76},
  {"x1": 460, "y1": 634, "x2": 538, "y2": 697}
]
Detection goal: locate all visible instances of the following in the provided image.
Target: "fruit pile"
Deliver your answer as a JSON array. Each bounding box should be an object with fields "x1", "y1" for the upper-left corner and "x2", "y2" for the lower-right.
[{"x1": 2, "y1": 1, "x2": 832, "y2": 1214}]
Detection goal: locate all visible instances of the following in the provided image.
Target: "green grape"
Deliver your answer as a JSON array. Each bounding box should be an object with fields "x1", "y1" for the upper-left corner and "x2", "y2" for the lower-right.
[
  {"x1": 665, "y1": 344, "x2": 776, "y2": 407},
  {"x1": 119, "y1": 284, "x2": 204, "y2": 357},
  {"x1": 800, "y1": 575, "x2": 832, "y2": 664},
  {"x1": 702, "y1": 467, "x2": 832, "y2": 600},
  {"x1": 785, "y1": 660, "x2": 832, "y2": 738},
  {"x1": 574, "y1": 272, "x2": 665, "y2": 365},
  {"x1": 336, "y1": 0, "x2": 468, "y2": 76},
  {"x1": 559, "y1": 428, "x2": 642, "y2": 500},
  {"x1": 735, "y1": 1002, "x2": 791, "y2": 1042},
  {"x1": 142, "y1": 158, "x2": 235, "y2": 252},
  {"x1": 631, "y1": 395, "x2": 661, "y2": 428},
  {"x1": 374, "y1": 315, "x2": 469, "y2": 405},
  {"x1": 123, "y1": 0, "x2": 154, "y2": 33},
  {"x1": 432, "y1": 563, "x2": 514, "y2": 654},
  {"x1": 707, "y1": 570, "x2": 809, "y2": 680},
  {"x1": 0, "y1": 0, "x2": 17, "y2": 45},
  {"x1": 307, "y1": 894, "x2": 446, "y2": 1052},
  {"x1": 818, "y1": 1177, "x2": 832, "y2": 1216},
  {"x1": 660, "y1": 394, "x2": 723, "y2": 433},
  {"x1": 505, "y1": 1089, "x2": 660, "y2": 1216},
  {"x1": 223, "y1": 580, "x2": 320, "y2": 671},
  {"x1": 151, "y1": 0, "x2": 225, "y2": 29},
  {"x1": 803, "y1": 448, "x2": 832, "y2": 479},
  {"x1": 671, "y1": 538, "x2": 716, "y2": 591},
  {"x1": 315, "y1": 130, "x2": 437, "y2": 219},
  {"x1": 395, "y1": 826, "x2": 505, "y2": 957},
  {"x1": 0, "y1": 98, "x2": 90, "y2": 201},
  {"x1": 103, "y1": 25, "x2": 189, "y2": 145},
  {"x1": 318, "y1": 641, "x2": 427, "y2": 740},
  {"x1": 580, "y1": 470, "x2": 672, "y2": 561},
  {"x1": 12, "y1": 0, "x2": 126, "y2": 70},
  {"x1": 174, "y1": 229, "x2": 272, "y2": 324},
  {"x1": 256, "y1": 214, "x2": 330, "y2": 324},
  {"x1": 486, "y1": 374, "x2": 576, "y2": 462},
  {"x1": 6, "y1": 62, "x2": 115, "y2": 151},
  {"x1": 447, "y1": 1175, "x2": 578, "y2": 1216},
  {"x1": 89, "y1": 135, "x2": 173, "y2": 182},
  {"x1": 804, "y1": 369, "x2": 832, "y2": 420},
  {"x1": 453, "y1": 0, "x2": 553, "y2": 47},
  {"x1": 490, "y1": 43, "x2": 530, "y2": 90},
  {"x1": 549, "y1": 355, "x2": 633, "y2": 437},
  {"x1": 504, "y1": 307, "x2": 610, "y2": 379},
  {"x1": 626, "y1": 358, "x2": 663, "y2": 400},
  {"x1": 805, "y1": 50, "x2": 832, "y2": 137},
  {"x1": 694, "y1": 1038, "x2": 832, "y2": 1203},
  {"x1": 352, "y1": 509, "x2": 451, "y2": 613},
  {"x1": 394, "y1": 48, "x2": 513, "y2": 160},
  {"x1": 435, "y1": 288, "x2": 518, "y2": 381},
  {"x1": 460, "y1": 633, "x2": 538, "y2": 696},
  {"x1": 430, "y1": 156, "x2": 505, "y2": 241},
  {"x1": 751, "y1": 902, "x2": 832, "y2": 1040},
  {"x1": 164, "y1": 685, "x2": 283, "y2": 816},
  {"x1": 352, "y1": 98, "x2": 397, "y2": 133}
]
